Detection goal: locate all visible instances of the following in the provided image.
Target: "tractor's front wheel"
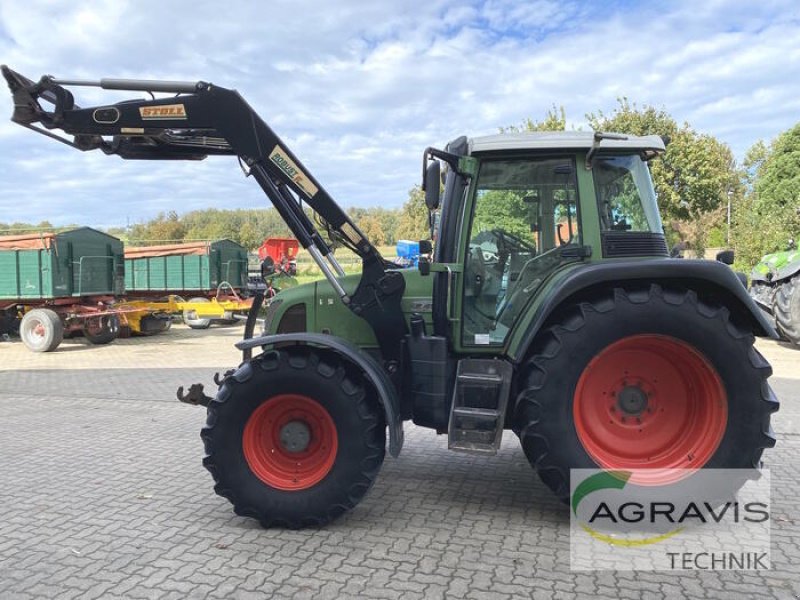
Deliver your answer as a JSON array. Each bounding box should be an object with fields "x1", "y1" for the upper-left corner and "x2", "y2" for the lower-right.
[
  {"x1": 201, "y1": 347, "x2": 385, "y2": 528},
  {"x1": 514, "y1": 285, "x2": 778, "y2": 500}
]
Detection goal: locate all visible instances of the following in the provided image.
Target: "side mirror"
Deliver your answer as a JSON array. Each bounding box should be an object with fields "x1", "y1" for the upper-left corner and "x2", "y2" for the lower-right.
[
  {"x1": 423, "y1": 160, "x2": 441, "y2": 210},
  {"x1": 715, "y1": 249, "x2": 735, "y2": 265}
]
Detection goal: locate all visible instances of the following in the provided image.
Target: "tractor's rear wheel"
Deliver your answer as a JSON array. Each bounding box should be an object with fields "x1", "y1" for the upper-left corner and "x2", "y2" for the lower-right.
[
  {"x1": 19, "y1": 308, "x2": 63, "y2": 352},
  {"x1": 774, "y1": 275, "x2": 800, "y2": 346},
  {"x1": 201, "y1": 347, "x2": 385, "y2": 528},
  {"x1": 514, "y1": 285, "x2": 778, "y2": 500}
]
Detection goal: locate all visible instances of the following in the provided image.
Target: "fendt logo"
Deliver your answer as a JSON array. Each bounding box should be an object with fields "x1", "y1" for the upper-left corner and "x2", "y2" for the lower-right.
[{"x1": 139, "y1": 104, "x2": 187, "y2": 120}]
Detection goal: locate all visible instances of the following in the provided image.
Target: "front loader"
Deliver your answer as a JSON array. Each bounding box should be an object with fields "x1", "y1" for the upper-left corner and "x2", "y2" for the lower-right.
[{"x1": 3, "y1": 66, "x2": 779, "y2": 528}]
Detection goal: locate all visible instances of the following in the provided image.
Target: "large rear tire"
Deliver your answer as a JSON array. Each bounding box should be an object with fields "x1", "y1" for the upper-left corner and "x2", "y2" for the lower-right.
[
  {"x1": 19, "y1": 308, "x2": 63, "y2": 352},
  {"x1": 774, "y1": 275, "x2": 800, "y2": 346},
  {"x1": 514, "y1": 285, "x2": 779, "y2": 500},
  {"x1": 201, "y1": 347, "x2": 386, "y2": 528}
]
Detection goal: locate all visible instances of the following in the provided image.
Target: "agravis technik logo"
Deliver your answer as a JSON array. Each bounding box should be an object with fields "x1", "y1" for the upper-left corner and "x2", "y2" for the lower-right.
[{"x1": 569, "y1": 469, "x2": 771, "y2": 571}]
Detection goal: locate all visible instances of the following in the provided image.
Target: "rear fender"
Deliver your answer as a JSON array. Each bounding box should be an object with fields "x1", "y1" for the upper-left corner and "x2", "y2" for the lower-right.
[
  {"x1": 236, "y1": 333, "x2": 403, "y2": 457},
  {"x1": 513, "y1": 258, "x2": 779, "y2": 364}
]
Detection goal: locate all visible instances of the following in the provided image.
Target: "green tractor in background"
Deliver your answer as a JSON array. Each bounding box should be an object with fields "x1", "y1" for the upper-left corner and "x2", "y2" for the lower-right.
[{"x1": 750, "y1": 240, "x2": 800, "y2": 346}]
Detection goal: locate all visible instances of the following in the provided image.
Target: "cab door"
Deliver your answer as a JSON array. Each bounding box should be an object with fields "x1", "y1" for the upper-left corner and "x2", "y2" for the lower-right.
[{"x1": 455, "y1": 155, "x2": 582, "y2": 352}]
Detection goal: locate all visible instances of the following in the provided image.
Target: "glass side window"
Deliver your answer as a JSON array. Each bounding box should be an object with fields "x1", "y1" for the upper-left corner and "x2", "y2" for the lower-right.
[
  {"x1": 594, "y1": 154, "x2": 663, "y2": 233},
  {"x1": 462, "y1": 157, "x2": 580, "y2": 346}
]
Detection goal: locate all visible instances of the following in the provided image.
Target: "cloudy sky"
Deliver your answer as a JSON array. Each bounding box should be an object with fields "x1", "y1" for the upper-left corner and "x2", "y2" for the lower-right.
[{"x1": 0, "y1": 0, "x2": 798, "y2": 228}]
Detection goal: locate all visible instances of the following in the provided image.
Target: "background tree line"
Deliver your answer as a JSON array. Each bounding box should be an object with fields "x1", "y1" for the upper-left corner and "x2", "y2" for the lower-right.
[{"x1": 3, "y1": 100, "x2": 797, "y2": 270}]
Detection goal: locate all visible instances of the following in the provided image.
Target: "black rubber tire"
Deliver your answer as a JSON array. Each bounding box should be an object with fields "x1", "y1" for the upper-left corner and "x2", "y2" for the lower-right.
[
  {"x1": 82, "y1": 314, "x2": 120, "y2": 345},
  {"x1": 201, "y1": 347, "x2": 386, "y2": 528},
  {"x1": 774, "y1": 275, "x2": 800, "y2": 347},
  {"x1": 514, "y1": 285, "x2": 779, "y2": 501},
  {"x1": 184, "y1": 297, "x2": 212, "y2": 330},
  {"x1": 19, "y1": 308, "x2": 64, "y2": 352},
  {"x1": 137, "y1": 314, "x2": 172, "y2": 336}
]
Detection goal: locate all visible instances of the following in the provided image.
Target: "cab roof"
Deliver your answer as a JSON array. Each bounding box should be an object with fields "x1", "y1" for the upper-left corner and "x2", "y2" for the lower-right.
[{"x1": 468, "y1": 131, "x2": 666, "y2": 155}]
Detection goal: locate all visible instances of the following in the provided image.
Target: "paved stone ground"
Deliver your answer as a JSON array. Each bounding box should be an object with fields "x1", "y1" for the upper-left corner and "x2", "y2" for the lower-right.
[{"x1": 0, "y1": 324, "x2": 799, "y2": 599}]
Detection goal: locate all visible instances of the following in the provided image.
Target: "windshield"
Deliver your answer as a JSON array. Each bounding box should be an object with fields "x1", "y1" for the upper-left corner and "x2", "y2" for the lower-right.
[{"x1": 594, "y1": 154, "x2": 662, "y2": 233}]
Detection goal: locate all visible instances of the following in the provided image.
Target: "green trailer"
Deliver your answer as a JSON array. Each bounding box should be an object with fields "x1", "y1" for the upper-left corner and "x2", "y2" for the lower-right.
[
  {"x1": 124, "y1": 239, "x2": 249, "y2": 329},
  {"x1": 0, "y1": 227, "x2": 126, "y2": 352},
  {"x1": 124, "y1": 239, "x2": 247, "y2": 293}
]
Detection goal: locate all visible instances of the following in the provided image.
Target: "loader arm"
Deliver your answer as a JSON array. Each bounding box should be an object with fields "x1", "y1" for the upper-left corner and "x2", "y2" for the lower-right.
[{"x1": 2, "y1": 65, "x2": 408, "y2": 366}]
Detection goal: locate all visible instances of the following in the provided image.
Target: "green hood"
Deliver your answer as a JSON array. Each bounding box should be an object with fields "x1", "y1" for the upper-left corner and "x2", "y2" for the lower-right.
[{"x1": 751, "y1": 248, "x2": 800, "y2": 283}]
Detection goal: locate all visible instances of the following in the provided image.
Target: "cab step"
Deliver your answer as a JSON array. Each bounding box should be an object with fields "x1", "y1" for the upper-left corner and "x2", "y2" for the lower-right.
[{"x1": 448, "y1": 358, "x2": 513, "y2": 455}]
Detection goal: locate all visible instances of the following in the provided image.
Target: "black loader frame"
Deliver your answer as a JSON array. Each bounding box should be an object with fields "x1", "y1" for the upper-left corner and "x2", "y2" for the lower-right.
[{"x1": 1, "y1": 66, "x2": 408, "y2": 370}]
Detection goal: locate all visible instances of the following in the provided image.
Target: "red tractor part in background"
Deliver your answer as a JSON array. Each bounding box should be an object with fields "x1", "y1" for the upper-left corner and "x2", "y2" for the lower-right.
[{"x1": 258, "y1": 238, "x2": 299, "y2": 277}]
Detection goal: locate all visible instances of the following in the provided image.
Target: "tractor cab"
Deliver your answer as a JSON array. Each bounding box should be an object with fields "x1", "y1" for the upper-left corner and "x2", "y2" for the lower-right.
[{"x1": 424, "y1": 131, "x2": 668, "y2": 352}]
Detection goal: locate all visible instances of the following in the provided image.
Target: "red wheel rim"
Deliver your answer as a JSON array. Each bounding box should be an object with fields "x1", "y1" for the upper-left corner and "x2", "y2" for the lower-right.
[
  {"x1": 243, "y1": 394, "x2": 338, "y2": 491},
  {"x1": 573, "y1": 334, "x2": 727, "y2": 485}
]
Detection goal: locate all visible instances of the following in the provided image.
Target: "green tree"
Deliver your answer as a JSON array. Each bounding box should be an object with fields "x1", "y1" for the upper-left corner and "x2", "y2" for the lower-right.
[
  {"x1": 733, "y1": 123, "x2": 800, "y2": 268},
  {"x1": 396, "y1": 186, "x2": 430, "y2": 241},
  {"x1": 130, "y1": 210, "x2": 186, "y2": 243},
  {"x1": 586, "y1": 98, "x2": 739, "y2": 256},
  {"x1": 357, "y1": 213, "x2": 387, "y2": 246},
  {"x1": 472, "y1": 190, "x2": 531, "y2": 240},
  {"x1": 503, "y1": 105, "x2": 567, "y2": 133}
]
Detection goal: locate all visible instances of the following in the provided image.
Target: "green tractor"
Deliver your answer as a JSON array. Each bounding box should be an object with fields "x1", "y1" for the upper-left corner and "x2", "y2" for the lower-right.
[
  {"x1": 750, "y1": 242, "x2": 800, "y2": 347},
  {"x1": 4, "y1": 67, "x2": 779, "y2": 528}
]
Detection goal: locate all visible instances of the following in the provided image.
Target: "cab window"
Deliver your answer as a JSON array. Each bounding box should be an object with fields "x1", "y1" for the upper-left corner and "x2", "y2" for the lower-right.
[
  {"x1": 462, "y1": 157, "x2": 580, "y2": 346},
  {"x1": 594, "y1": 154, "x2": 662, "y2": 233}
]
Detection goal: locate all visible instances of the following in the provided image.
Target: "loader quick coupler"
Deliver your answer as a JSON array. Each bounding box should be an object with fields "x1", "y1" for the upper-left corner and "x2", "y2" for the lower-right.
[
  {"x1": 176, "y1": 383, "x2": 213, "y2": 407},
  {"x1": 214, "y1": 369, "x2": 236, "y2": 387}
]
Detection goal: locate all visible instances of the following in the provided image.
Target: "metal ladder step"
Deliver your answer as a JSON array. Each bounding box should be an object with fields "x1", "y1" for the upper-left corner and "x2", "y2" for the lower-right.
[
  {"x1": 448, "y1": 358, "x2": 513, "y2": 455},
  {"x1": 452, "y1": 407, "x2": 501, "y2": 419},
  {"x1": 456, "y1": 373, "x2": 504, "y2": 384}
]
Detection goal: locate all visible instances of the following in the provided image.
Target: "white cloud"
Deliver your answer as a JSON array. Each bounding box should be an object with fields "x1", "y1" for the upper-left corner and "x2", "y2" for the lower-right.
[{"x1": 0, "y1": 0, "x2": 798, "y2": 227}]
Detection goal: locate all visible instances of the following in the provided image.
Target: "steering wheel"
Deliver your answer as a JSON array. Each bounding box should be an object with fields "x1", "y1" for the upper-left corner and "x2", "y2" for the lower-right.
[{"x1": 491, "y1": 229, "x2": 537, "y2": 256}]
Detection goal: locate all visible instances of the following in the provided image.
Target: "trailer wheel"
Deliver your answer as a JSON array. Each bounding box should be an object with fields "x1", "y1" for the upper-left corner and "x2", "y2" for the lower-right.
[
  {"x1": 774, "y1": 275, "x2": 800, "y2": 346},
  {"x1": 514, "y1": 285, "x2": 778, "y2": 500},
  {"x1": 138, "y1": 314, "x2": 172, "y2": 336},
  {"x1": 184, "y1": 297, "x2": 212, "y2": 329},
  {"x1": 82, "y1": 314, "x2": 120, "y2": 345},
  {"x1": 20, "y1": 308, "x2": 64, "y2": 352},
  {"x1": 201, "y1": 347, "x2": 385, "y2": 528}
]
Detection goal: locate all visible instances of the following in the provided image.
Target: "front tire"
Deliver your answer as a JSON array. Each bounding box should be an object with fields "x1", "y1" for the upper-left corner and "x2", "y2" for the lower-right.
[
  {"x1": 514, "y1": 285, "x2": 779, "y2": 500},
  {"x1": 201, "y1": 347, "x2": 386, "y2": 528}
]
